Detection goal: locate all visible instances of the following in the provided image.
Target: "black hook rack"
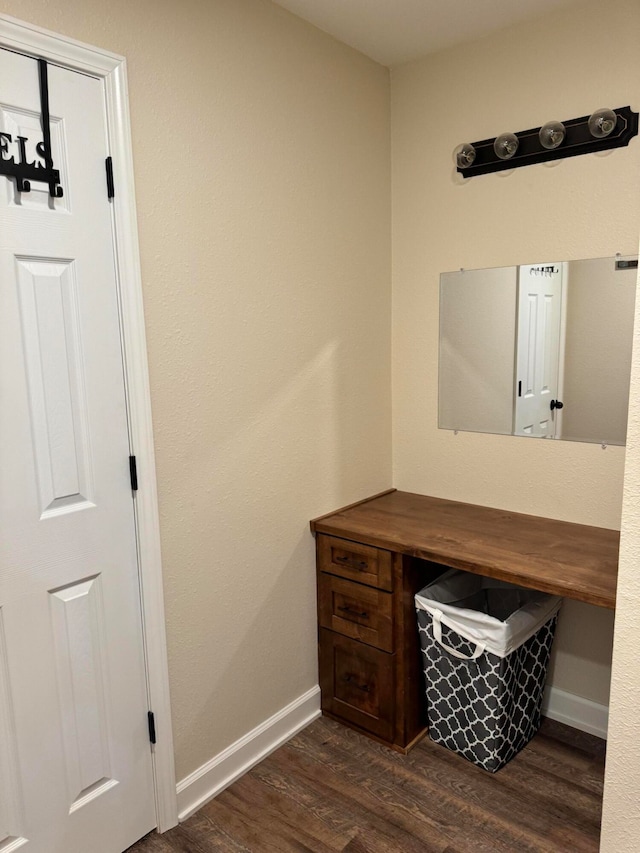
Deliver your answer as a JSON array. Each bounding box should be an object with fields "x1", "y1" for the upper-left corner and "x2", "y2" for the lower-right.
[{"x1": 0, "y1": 57, "x2": 63, "y2": 198}]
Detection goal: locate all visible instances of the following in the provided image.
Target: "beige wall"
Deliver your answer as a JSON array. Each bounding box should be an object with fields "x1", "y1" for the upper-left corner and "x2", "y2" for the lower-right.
[
  {"x1": 601, "y1": 259, "x2": 640, "y2": 849},
  {"x1": 0, "y1": 0, "x2": 391, "y2": 779},
  {"x1": 391, "y1": 0, "x2": 640, "y2": 707}
]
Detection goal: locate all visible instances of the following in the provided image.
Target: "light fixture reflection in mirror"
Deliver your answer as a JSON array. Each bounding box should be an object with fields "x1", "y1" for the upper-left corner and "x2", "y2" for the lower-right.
[{"x1": 438, "y1": 256, "x2": 637, "y2": 445}]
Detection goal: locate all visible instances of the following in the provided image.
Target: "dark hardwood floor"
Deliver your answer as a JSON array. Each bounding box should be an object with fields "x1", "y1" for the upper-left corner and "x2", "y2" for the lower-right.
[{"x1": 128, "y1": 716, "x2": 605, "y2": 853}]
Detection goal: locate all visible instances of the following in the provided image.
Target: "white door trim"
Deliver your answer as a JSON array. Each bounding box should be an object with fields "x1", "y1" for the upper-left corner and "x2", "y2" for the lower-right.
[{"x1": 0, "y1": 13, "x2": 178, "y2": 833}]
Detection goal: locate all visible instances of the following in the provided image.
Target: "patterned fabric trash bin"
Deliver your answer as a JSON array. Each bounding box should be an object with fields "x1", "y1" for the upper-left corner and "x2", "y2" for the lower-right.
[{"x1": 415, "y1": 570, "x2": 561, "y2": 772}]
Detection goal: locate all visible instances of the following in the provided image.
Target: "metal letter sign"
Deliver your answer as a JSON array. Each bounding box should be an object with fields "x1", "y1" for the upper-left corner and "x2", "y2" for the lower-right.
[{"x1": 0, "y1": 58, "x2": 63, "y2": 198}]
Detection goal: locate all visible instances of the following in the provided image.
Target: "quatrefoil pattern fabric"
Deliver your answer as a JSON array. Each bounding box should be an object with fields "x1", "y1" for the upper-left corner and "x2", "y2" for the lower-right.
[{"x1": 417, "y1": 611, "x2": 557, "y2": 772}]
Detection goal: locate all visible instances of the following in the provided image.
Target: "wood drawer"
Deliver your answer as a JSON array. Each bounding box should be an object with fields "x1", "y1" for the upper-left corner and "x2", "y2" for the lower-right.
[
  {"x1": 318, "y1": 573, "x2": 393, "y2": 652},
  {"x1": 319, "y1": 629, "x2": 394, "y2": 741},
  {"x1": 318, "y1": 534, "x2": 392, "y2": 591}
]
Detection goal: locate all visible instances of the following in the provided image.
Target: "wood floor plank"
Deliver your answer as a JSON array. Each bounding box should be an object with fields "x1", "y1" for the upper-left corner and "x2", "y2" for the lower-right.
[
  {"x1": 501, "y1": 742, "x2": 603, "y2": 824},
  {"x1": 269, "y1": 729, "x2": 453, "y2": 852},
  {"x1": 520, "y1": 720, "x2": 606, "y2": 797},
  {"x1": 242, "y1": 750, "x2": 360, "y2": 844},
  {"x1": 199, "y1": 796, "x2": 318, "y2": 853},
  {"x1": 294, "y1": 722, "x2": 555, "y2": 853},
  {"x1": 261, "y1": 754, "x2": 448, "y2": 852},
  {"x1": 205, "y1": 771, "x2": 348, "y2": 852},
  {"x1": 295, "y1": 729, "x2": 547, "y2": 853},
  {"x1": 409, "y1": 736, "x2": 601, "y2": 851},
  {"x1": 287, "y1": 719, "x2": 601, "y2": 853},
  {"x1": 170, "y1": 808, "x2": 252, "y2": 852},
  {"x1": 126, "y1": 716, "x2": 603, "y2": 853}
]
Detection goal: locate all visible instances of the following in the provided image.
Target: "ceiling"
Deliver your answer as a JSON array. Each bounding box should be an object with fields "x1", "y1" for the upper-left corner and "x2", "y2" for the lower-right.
[{"x1": 271, "y1": 0, "x2": 583, "y2": 66}]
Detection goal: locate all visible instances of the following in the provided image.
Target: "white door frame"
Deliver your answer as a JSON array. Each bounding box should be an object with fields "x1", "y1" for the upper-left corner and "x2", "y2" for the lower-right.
[{"x1": 0, "y1": 13, "x2": 178, "y2": 833}]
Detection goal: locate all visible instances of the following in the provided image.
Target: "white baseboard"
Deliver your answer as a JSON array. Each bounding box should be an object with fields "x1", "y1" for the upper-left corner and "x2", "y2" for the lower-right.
[
  {"x1": 542, "y1": 685, "x2": 609, "y2": 740},
  {"x1": 176, "y1": 682, "x2": 605, "y2": 821},
  {"x1": 176, "y1": 686, "x2": 321, "y2": 821}
]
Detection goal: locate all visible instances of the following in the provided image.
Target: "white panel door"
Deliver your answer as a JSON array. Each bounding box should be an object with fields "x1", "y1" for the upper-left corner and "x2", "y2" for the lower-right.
[
  {"x1": 0, "y1": 48, "x2": 156, "y2": 852},
  {"x1": 514, "y1": 264, "x2": 563, "y2": 437}
]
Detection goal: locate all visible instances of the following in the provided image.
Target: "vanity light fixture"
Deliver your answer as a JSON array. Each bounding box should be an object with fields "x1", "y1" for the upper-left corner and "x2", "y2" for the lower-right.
[
  {"x1": 538, "y1": 120, "x2": 566, "y2": 150},
  {"x1": 588, "y1": 108, "x2": 617, "y2": 138},
  {"x1": 454, "y1": 142, "x2": 476, "y2": 168},
  {"x1": 493, "y1": 132, "x2": 519, "y2": 160},
  {"x1": 455, "y1": 106, "x2": 638, "y2": 178}
]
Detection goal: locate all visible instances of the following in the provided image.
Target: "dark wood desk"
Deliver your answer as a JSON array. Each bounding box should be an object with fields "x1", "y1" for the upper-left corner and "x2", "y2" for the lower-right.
[{"x1": 310, "y1": 489, "x2": 619, "y2": 752}]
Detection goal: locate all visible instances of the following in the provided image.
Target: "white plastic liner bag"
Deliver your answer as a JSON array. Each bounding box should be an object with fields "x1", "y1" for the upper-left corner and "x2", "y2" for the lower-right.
[
  {"x1": 415, "y1": 569, "x2": 562, "y2": 660},
  {"x1": 415, "y1": 569, "x2": 562, "y2": 772}
]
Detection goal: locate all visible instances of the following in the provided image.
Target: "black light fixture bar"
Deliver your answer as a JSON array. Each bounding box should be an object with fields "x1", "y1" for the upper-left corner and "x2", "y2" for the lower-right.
[{"x1": 457, "y1": 106, "x2": 638, "y2": 178}]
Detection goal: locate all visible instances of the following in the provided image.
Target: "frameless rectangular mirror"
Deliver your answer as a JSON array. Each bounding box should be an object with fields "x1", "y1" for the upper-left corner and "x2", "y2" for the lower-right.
[{"x1": 438, "y1": 256, "x2": 637, "y2": 445}]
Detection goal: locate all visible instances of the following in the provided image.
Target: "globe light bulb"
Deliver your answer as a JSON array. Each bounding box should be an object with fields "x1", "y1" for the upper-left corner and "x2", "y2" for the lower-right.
[
  {"x1": 588, "y1": 108, "x2": 617, "y2": 138},
  {"x1": 493, "y1": 132, "x2": 519, "y2": 160},
  {"x1": 539, "y1": 120, "x2": 566, "y2": 150},
  {"x1": 454, "y1": 143, "x2": 476, "y2": 169}
]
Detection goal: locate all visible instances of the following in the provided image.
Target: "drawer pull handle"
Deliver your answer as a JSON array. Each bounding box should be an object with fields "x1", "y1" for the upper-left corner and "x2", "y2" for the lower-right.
[
  {"x1": 335, "y1": 556, "x2": 369, "y2": 570},
  {"x1": 344, "y1": 674, "x2": 370, "y2": 693},
  {"x1": 337, "y1": 605, "x2": 369, "y2": 619}
]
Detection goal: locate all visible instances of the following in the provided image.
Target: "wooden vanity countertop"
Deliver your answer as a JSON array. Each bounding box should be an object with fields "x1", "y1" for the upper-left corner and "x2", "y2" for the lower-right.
[{"x1": 311, "y1": 490, "x2": 618, "y2": 609}]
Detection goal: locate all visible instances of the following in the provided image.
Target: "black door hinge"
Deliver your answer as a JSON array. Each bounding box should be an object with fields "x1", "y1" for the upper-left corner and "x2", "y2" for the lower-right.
[
  {"x1": 129, "y1": 455, "x2": 138, "y2": 491},
  {"x1": 148, "y1": 711, "x2": 156, "y2": 745},
  {"x1": 105, "y1": 156, "x2": 114, "y2": 200}
]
